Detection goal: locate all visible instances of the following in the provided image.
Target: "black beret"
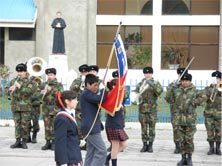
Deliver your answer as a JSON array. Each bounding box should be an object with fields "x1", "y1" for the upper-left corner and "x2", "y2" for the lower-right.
[
  {"x1": 16, "y1": 63, "x2": 27, "y2": 72},
  {"x1": 211, "y1": 71, "x2": 221, "y2": 78},
  {"x1": 79, "y1": 64, "x2": 89, "y2": 72},
  {"x1": 112, "y1": 70, "x2": 118, "y2": 78},
  {"x1": 45, "y1": 68, "x2": 56, "y2": 75},
  {"x1": 89, "y1": 65, "x2": 99, "y2": 72},
  {"x1": 181, "y1": 73, "x2": 192, "y2": 81},
  {"x1": 177, "y1": 68, "x2": 188, "y2": 75},
  {"x1": 143, "y1": 67, "x2": 153, "y2": 74}
]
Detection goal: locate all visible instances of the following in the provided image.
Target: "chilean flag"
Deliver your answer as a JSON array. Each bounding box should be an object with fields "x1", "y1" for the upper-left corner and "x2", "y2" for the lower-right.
[{"x1": 102, "y1": 34, "x2": 128, "y2": 116}]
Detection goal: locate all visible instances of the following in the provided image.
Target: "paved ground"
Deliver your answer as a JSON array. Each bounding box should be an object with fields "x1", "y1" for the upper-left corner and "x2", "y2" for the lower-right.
[{"x1": 0, "y1": 121, "x2": 221, "y2": 166}]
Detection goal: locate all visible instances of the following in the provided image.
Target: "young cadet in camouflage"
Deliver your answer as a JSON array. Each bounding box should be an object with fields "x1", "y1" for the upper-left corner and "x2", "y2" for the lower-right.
[
  {"x1": 70, "y1": 64, "x2": 89, "y2": 143},
  {"x1": 28, "y1": 76, "x2": 42, "y2": 143},
  {"x1": 173, "y1": 73, "x2": 205, "y2": 166},
  {"x1": 203, "y1": 71, "x2": 221, "y2": 155},
  {"x1": 135, "y1": 67, "x2": 162, "y2": 153},
  {"x1": 165, "y1": 68, "x2": 188, "y2": 154},
  {"x1": 40, "y1": 68, "x2": 63, "y2": 150},
  {"x1": 9, "y1": 63, "x2": 36, "y2": 149}
]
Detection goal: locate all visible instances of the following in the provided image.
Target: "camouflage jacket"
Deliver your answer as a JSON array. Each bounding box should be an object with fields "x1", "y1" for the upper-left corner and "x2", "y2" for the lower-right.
[
  {"x1": 29, "y1": 76, "x2": 42, "y2": 107},
  {"x1": 203, "y1": 84, "x2": 221, "y2": 117},
  {"x1": 135, "y1": 78, "x2": 163, "y2": 108},
  {"x1": 9, "y1": 76, "x2": 36, "y2": 112},
  {"x1": 173, "y1": 84, "x2": 204, "y2": 126},
  {"x1": 40, "y1": 79, "x2": 63, "y2": 114},
  {"x1": 70, "y1": 76, "x2": 84, "y2": 98},
  {"x1": 165, "y1": 81, "x2": 181, "y2": 114}
]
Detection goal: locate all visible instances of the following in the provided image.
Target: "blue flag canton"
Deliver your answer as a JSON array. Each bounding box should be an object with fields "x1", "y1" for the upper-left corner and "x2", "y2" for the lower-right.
[{"x1": 115, "y1": 36, "x2": 127, "y2": 77}]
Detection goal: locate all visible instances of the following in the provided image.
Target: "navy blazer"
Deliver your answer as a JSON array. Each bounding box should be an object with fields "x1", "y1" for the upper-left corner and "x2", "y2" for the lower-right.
[
  {"x1": 80, "y1": 88, "x2": 107, "y2": 135},
  {"x1": 54, "y1": 110, "x2": 82, "y2": 165}
]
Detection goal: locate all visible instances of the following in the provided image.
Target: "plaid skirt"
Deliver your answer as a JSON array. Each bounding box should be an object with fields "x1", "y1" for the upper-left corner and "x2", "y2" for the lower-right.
[{"x1": 106, "y1": 128, "x2": 129, "y2": 141}]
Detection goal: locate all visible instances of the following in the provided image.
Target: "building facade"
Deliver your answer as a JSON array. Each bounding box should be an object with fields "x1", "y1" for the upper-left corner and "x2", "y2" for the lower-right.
[{"x1": 0, "y1": 0, "x2": 221, "y2": 85}]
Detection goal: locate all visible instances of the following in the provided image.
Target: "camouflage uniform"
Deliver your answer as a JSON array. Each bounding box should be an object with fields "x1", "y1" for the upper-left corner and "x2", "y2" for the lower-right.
[
  {"x1": 173, "y1": 84, "x2": 204, "y2": 157},
  {"x1": 135, "y1": 78, "x2": 162, "y2": 152},
  {"x1": 204, "y1": 84, "x2": 222, "y2": 155},
  {"x1": 165, "y1": 82, "x2": 181, "y2": 153},
  {"x1": 70, "y1": 76, "x2": 84, "y2": 139},
  {"x1": 41, "y1": 79, "x2": 63, "y2": 145},
  {"x1": 9, "y1": 76, "x2": 36, "y2": 146},
  {"x1": 29, "y1": 76, "x2": 42, "y2": 143}
]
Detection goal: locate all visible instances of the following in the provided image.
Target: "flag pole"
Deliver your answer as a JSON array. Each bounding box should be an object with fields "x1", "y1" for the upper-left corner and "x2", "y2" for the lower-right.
[
  {"x1": 80, "y1": 22, "x2": 123, "y2": 145},
  {"x1": 102, "y1": 21, "x2": 122, "y2": 84}
]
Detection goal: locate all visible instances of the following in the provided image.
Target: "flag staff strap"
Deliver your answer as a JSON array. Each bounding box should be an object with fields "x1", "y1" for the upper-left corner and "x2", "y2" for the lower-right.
[{"x1": 81, "y1": 22, "x2": 122, "y2": 144}]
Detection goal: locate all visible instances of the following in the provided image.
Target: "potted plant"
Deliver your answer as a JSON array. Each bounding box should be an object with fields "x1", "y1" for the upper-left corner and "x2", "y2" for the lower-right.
[
  {"x1": 125, "y1": 32, "x2": 152, "y2": 69},
  {"x1": 162, "y1": 46, "x2": 187, "y2": 69}
]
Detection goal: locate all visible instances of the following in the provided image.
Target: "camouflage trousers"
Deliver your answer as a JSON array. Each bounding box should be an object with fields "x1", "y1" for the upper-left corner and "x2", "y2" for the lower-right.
[
  {"x1": 139, "y1": 111, "x2": 157, "y2": 142},
  {"x1": 13, "y1": 111, "x2": 31, "y2": 140},
  {"x1": 171, "y1": 113, "x2": 180, "y2": 143},
  {"x1": 75, "y1": 108, "x2": 83, "y2": 139},
  {"x1": 204, "y1": 115, "x2": 222, "y2": 142},
  {"x1": 42, "y1": 113, "x2": 56, "y2": 141},
  {"x1": 177, "y1": 125, "x2": 196, "y2": 154},
  {"x1": 29, "y1": 106, "x2": 40, "y2": 133}
]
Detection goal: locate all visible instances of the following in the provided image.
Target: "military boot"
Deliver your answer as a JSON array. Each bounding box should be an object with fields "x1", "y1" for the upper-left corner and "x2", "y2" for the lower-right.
[
  {"x1": 174, "y1": 142, "x2": 180, "y2": 154},
  {"x1": 105, "y1": 153, "x2": 111, "y2": 166},
  {"x1": 51, "y1": 139, "x2": 55, "y2": 150},
  {"x1": 20, "y1": 139, "x2": 28, "y2": 149},
  {"x1": 147, "y1": 141, "x2": 153, "y2": 153},
  {"x1": 10, "y1": 138, "x2": 21, "y2": 148},
  {"x1": 216, "y1": 142, "x2": 221, "y2": 155},
  {"x1": 207, "y1": 141, "x2": 214, "y2": 155},
  {"x1": 27, "y1": 134, "x2": 31, "y2": 143},
  {"x1": 140, "y1": 142, "x2": 148, "y2": 152},
  {"x1": 31, "y1": 132, "x2": 37, "y2": 143},
  {"x1": 177, "y1": 154, "x2": 187, "y2": 166},
  {"x1": 41, "y1": 140, "x2": 51, "y2": 150},
  {"x1": 186, "y1": 153, "x2": 193, "y2": 166}
]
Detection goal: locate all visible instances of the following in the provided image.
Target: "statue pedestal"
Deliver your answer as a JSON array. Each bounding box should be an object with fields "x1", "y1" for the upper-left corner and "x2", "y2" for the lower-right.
[{"x1": 48, "y1": 54, "x2": 68, "y2": 84}]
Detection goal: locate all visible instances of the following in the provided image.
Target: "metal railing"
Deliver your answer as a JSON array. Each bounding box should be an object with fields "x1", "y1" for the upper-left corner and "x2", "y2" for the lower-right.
[{"x1": 0, "y1": 79, "x2": 208, "y2": 123}]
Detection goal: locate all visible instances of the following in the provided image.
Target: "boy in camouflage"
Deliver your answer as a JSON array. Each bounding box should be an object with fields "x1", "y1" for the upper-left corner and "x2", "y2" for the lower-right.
[
  {"x1": 135, "y1": 67, "x2": 163, "y2": 153},
  {"x1": 40, "y1": 68, "x2": 63, "y2": 150},
  {"x1": 70, "y1": 64, "x2": 89, "y2": 146},
  {"x1": 9, "y1": 63, "x2": 36, "y2": 149},
  {"x1": 165, "y1": 68, "x2": 188, "y2": 154},
  {"x1": 29, "y1": 76, "x2": 42, "y2": 143},
  {"x1": 203, "y1": 71, "x2": 221, "y2": 155},
  {"x1": 173, "y1": 73, "x2": 205, "y2": 166}
]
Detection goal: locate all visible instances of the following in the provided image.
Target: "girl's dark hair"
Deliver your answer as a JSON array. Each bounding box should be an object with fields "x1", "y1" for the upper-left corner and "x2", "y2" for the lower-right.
[
  {"x1": 56, "y1": 90, "x2": 77, "y2": 108},
  {"x1": 84, "y1": 74, "x2": 99, "y2": 87}
]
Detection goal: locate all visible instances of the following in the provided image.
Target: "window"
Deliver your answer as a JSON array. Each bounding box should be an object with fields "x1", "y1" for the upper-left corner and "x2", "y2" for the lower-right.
[
  {"x1": 162, "y1": 0, "x2": 220, "y2": 15},
  {"x1": 161, "y1": 26, "x2": 219, "y2": 70},
  {"x1": 97, "y1": 0, "x2": 153, "y2": 15},
  {"x1": 9, "y1": 28, "x2": 35, "y2": 41},
  {"x1": 97, "y1": 26, "x2": 152, "y2": 69}
]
